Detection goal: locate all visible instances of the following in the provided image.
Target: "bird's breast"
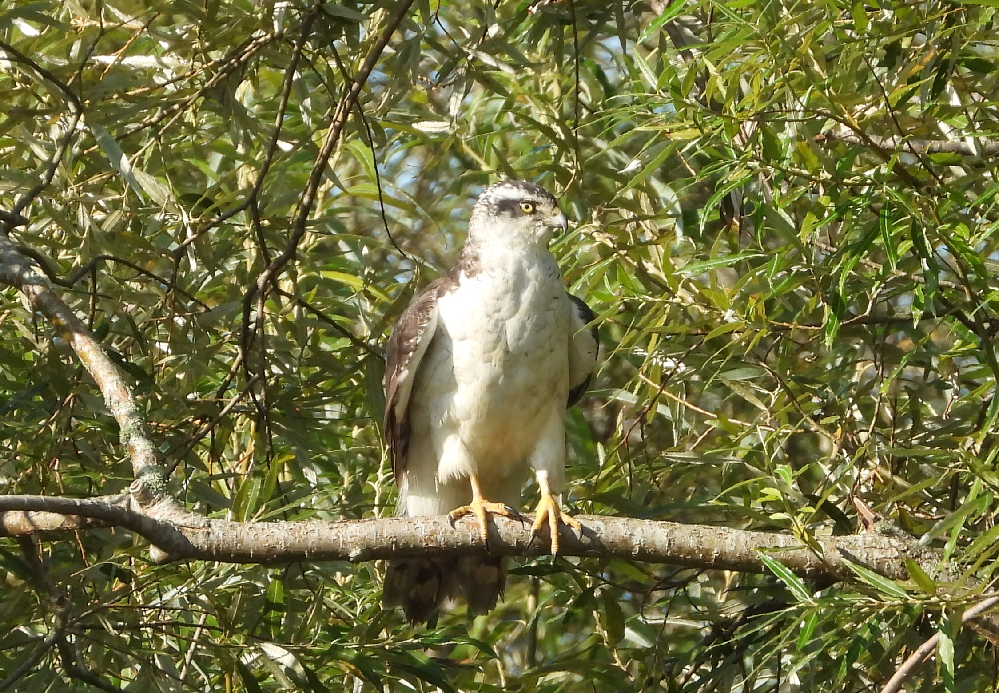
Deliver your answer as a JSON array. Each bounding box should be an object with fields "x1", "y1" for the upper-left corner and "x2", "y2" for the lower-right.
[{"x1": 434, "y1": 253, "x2": 571, "y2": 439}]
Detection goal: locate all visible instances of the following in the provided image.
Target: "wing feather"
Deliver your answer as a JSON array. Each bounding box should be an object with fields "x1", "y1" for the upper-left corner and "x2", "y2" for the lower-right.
[
  {"x1": 566, "y1": 294, "x2": 598, "y2": 408},
  {"x1": 383, "y1": 277, "x2": 453, "y2": 480}
]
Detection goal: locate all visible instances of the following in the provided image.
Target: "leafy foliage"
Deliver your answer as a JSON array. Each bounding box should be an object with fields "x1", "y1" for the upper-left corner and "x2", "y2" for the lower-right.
[{"x1": 2, "y1": 0, "x2": 999, "y2": 690}]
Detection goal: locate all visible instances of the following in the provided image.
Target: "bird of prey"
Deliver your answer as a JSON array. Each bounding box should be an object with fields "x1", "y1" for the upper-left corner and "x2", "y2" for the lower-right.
[{"x1": 382, "y1": 180, "x2": 598, "y2": 622}]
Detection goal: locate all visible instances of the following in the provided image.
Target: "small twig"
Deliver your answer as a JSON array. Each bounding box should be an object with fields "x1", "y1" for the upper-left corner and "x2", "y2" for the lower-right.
[
  {"x1": 813, "y1": 239, "x2": 961, "y2": 291},
  {"x1": 863, "y1": 55, "x2": 943, "y2": 186},
  {"x1": 167, "y1": 376, "x2": 260, "y2": 472},
  {"x1": 328, "y1": 42, "x2": 407, "y2": 259},
  {"x1": 272, "y1": 287, "x2": 383, "y2": 359},
  {"x1": 880, "y1": 596, "x2": 999, "y2": 693},
  {"x1": 815, "y1": 109, "x2": 924, "y2": 190},
  {"x1": 16, "y1": 247, "x2": 209, "y2": 310},
  {"x1": 120, "y1": 32, "x2": 274, "y2": 144}
]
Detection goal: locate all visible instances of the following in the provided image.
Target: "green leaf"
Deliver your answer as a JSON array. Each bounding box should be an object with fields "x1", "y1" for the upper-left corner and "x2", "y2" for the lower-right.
[
  {"x1": 757, "y1": 551, "x2": 813, "y2": 603},
  {"x1": 879, "y1": 205, "x2": 898, "y2": 270},
  {"x1": 797, "y1": 610, "x2": 820, "y2": 651},
  {"x1": 637, "y1": 0, "x2": 687, "y2": 43},
  {"x1": 939, "y1": 621, "x2": 955, "y2": 692},
  {"x1": 678, "y1": 252, "x2": 765, "y2": 276},
  {"x1": 841, "y1": 558, "x2": 909, "y2": 600},
  {"x1": 600, "y1": 590, "x2": 626, "y2": 647},
  {"x1": 90, "y1": 122, "x2": 148, "y2": 201}
]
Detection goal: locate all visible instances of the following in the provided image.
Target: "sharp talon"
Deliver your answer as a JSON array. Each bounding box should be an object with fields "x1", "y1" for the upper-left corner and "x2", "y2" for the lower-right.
[
  {"x1": 504, "y1": 505, "x2": 526, "y2": 523},
  {"x1": 531, "y1": 488, "x2": 578, "y2": 556},
  {"x1": 448, "y1": 498, "x2": 520, "y2": 545}
]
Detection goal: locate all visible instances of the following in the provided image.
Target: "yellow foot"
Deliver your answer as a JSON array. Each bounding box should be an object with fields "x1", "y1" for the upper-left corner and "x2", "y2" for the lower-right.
[
  {"x1": 449, "y1": 499, "x2": 521, "y2": 544},
  {"x1": 530, "y1": 492, "x2": 582, "y2": 556}
]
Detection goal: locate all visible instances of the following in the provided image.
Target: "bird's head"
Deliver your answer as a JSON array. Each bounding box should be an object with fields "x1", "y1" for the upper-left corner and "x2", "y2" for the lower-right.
[{"x1": 467, "y1": 180, "x2": 567, "y2": 247}]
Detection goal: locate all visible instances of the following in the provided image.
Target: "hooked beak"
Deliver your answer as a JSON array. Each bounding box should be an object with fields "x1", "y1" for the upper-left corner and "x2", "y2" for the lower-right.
[{"x1": 546, "y1": 211, "x2": 568, "y2": 234}]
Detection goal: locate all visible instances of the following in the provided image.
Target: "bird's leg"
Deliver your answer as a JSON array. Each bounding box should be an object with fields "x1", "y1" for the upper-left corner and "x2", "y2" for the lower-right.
[
  {"x1": 530, "y1": 472, "x2": 582, "y2": 556},
  {"x1": 448, "y1": 474, "x2": 521, "y2": 544}
]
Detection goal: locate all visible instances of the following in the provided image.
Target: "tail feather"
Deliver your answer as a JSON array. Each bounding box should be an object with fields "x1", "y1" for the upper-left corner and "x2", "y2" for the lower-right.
[
  {"x1": 457, "y1": 556, "x2": 506, "y2": 614},
  {"x1": 383, "y1": 556, "x2": 506, "y2": 623},
  {"x1": 384, "y1": 558, "x2": 456, "y2": 624}
]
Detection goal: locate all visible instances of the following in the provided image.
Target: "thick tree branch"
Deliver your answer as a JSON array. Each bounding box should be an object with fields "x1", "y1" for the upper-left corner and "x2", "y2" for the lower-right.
[
  {"x1": 0, "y1": 237, "x2": 167, "y2": 498},
  {"x1": 0, "y1": 494, "x2": 934, "y2": 583},
  {"x1": 0, "y1": 209, "x2": 29, "y2": 227}
]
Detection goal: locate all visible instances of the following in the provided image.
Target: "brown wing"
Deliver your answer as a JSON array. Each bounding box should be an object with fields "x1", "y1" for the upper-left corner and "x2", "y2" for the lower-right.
[
  {"x1": 567, "y1": 293, "x2": 599, "y2": 408},
  {"x1": 383, "y1": 277, "x2": 453, "y2": 481}
]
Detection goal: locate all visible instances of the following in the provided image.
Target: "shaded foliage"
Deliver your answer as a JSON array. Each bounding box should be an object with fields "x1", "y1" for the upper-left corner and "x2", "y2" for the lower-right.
[{"x1": 2, "y1": 0, "x2": 999, "y2": 690}]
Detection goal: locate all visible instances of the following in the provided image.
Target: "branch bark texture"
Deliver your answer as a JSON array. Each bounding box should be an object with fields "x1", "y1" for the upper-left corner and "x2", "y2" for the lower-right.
[{"x1": 0, "y1": 494, "x2": 931, "y2": 582}]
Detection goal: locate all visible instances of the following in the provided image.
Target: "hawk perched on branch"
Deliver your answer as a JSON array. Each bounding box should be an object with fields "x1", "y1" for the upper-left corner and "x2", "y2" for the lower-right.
[{"x1": 382, "y1": 180, "x2": 598, "y2": 622}]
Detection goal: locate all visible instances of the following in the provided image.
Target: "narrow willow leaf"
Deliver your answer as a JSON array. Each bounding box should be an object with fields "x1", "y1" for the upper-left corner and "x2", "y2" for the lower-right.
[
  {"x1": 90, "y1": 121, "x2": 147, "y2": 200},
  {"x1": 905, "y1": 558, "x2": 937, "y2": 595},
  {"x1": 678, "y1": 252, "x2": 765, "y2": 276},
  {"x1": 879, "y1": 205, "x2": 898, "y2": 270},
  {"x1": 637, "y1": 0, "x2": 686, "y2": 43},
  {"x1": 797, "y1": 610, "x2": 820, "y2": 651},
  {"x1": 939, "y1": 626, "x2": 955, "y2": 692},
  {"x1": 841, "y1": 558, "x2": 909, "y2": 600},
  {"x1": 758, "y1": 551, "x2": 813, "y2": 603}
]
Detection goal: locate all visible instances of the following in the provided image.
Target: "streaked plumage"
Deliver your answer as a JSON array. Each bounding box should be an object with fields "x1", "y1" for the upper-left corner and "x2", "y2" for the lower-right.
[{"x1": 382, "y1": 180, "x2": 598, "y2": 622}]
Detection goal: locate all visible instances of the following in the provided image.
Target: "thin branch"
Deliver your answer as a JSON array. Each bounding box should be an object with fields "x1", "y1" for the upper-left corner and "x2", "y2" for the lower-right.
[
  {"x1": 56, "y1": 642, "x2": 123, "y2": 693},
  {"x1": 817, "y1": 130, "x2": 999, "y2": 157},
  {"x1": 880, "y1": 595, "x2": 999, "y2": 693},
  {"x1": 0, "y1": 494, "x2": 129, "y2": 536},
  {"x1": 0, "y1": 629, "x2": 60, "y2": 692},
  {"x1": 15, "y1": 538, "x2": 120, "y2": 691},
  {"x1": 236, "y1": 1, "x2": 414, "y2": 412},
  {"x1": 167, "y1": 375, "x2": 260, "y2": 471},
  {"x1": 325, "y1": 41, "x2": 406, "y2": 258},
  {"x1": 121, "y1": 32, "x2": 274, "y2": 143},
  {"x1": 0, "y1": 40, "x2": 85, "y2": 218},
  {"x1": 16, "y1": 248, "x2": 210, "y2": 310},
  {"x1": 813, "y1": 110, "x2": 924, "y2": 190},
  {"x1": 813, "y1": 239, "x2": 961, "y2": 291},
  {"x1": 273, "y1": 287, "x2": 384, "y2": 359},
  {"x1": 863, "y1": 55, "x2": 943, "y2": 186},
  {"x1": 169, "y1": 14, "x2": 317, "y2": 268},
  {"x1": 568, "y1": 0, "x2": 582, "y2": 163},
  {"x1": 243, "y1": 0, "x2": 416, "y2": 315}
]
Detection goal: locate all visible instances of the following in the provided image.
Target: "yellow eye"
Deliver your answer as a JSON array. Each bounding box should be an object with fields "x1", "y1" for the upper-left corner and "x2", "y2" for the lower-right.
[{"x1": 519, "y1": 201, "x2": 536, "y2": 214}]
